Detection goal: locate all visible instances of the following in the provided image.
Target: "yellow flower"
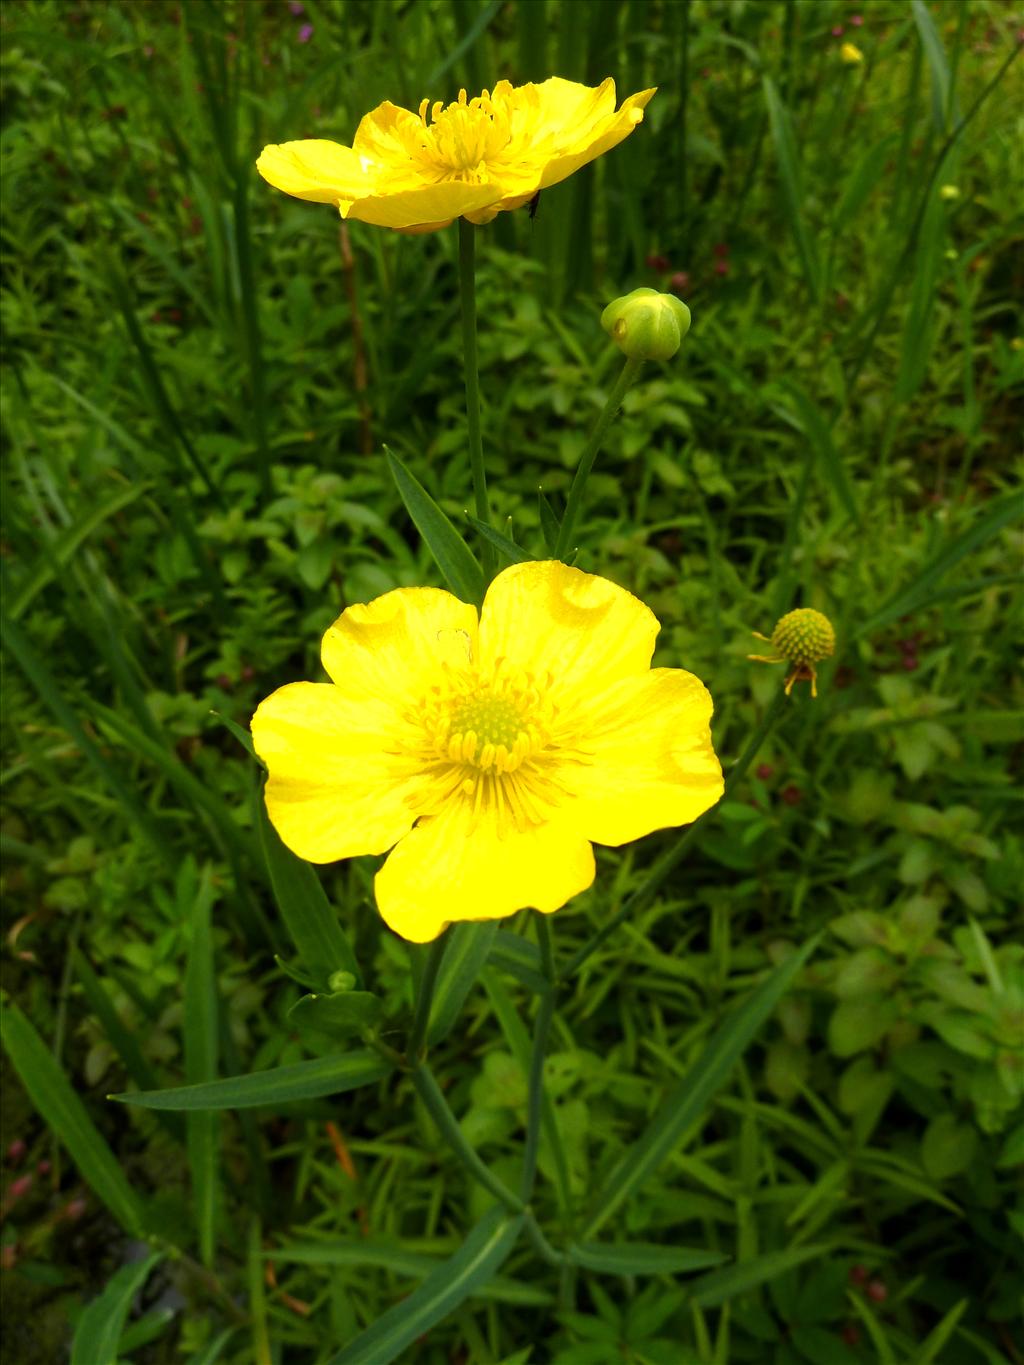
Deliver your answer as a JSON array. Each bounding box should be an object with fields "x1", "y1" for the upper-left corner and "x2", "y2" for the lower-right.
[
  {"x1": 840, "y1": 41, "x2": 865, "y2": 64},
  {"x1": 252, "y1": 561, "x2": 722, "y2": 943},
  {"x1": 256, "y1": 78, "x2": 656, "y2": 232}
]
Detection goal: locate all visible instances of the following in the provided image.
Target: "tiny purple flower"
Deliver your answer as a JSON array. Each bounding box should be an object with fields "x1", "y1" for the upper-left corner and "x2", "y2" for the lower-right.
[
  {"x1": 289, "y1": 1, "x2": 304, "y2": 13},
  {"x1": 298, "y1": 22, "x2": 313, "y2": 42}
]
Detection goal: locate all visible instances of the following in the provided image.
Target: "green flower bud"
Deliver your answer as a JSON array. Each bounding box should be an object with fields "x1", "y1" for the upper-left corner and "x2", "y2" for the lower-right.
[
  {"x1": 601, "y1": 287, "x2": 692, "y2": 361},
  {"x1": 327, "y1": 970, "x2": 357, "y2": 993}
]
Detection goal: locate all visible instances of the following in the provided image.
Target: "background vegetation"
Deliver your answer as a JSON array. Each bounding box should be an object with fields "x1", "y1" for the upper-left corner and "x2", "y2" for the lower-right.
[{"x1": 1, "y1": 0, "x2": 1021, "y2": 1361}]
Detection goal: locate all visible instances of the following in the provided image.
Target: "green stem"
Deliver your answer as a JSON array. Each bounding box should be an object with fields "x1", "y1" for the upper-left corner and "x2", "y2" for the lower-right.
[
  {"x1": 523, "y1": 1209, "x2": 568, "y2": 1267},
  {"x1": 519, "y1": 916, "x2": 557, "y2": 1204},
  {"x1": 411, "y1": 1062, "x2": 525, "y2": 1214},
  {"x1": 458, "y1": 218, "x2": 494, "y2": 579},
  {"x1": 406, "y1": 935, "x2": 447, "y2": 1060},
  {"x1": 554, "y1": 355, "x2": 643, "y2": 560},
  {"x1": 565, "y1": 687, "x2": 790, "y2": 977}
]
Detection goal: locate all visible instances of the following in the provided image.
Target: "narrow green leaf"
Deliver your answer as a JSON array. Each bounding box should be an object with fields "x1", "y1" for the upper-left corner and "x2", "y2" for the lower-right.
[
  {"x1": 325, "y1": 1207, "x2": 524, "y2": 1365},
  {"x1": 385, "y1": 445, "x2": 485, "y2": 605},
  {"x1": 71, "y1": 1251, "x2": 163, "y2": 1365},
  {"x1": 537, "y1": 488, "x2": 561, "y2": 553},
  {"x1": 73, "y1": 950, "x2": 184, "y2": 1143},
  {"x1": 777, "y1": 382, "x2": 858, "y2": 523},
  {"x1": 762, "y1": 77, "x2": 821, "y2": 302},
  {"x1": 288, "y1": 990, "x2": 383, "y2": 1039},
  {"x1": 910, "y1": 1298, "x2": 969, "y2": 1365},
  {"x1": 487, "y1": 932, "x2": 548, "y2": 993},
  {"x1": 8, "y1": 480, "x2": 151, "y2": 621},
  {"x1": 911, "y1": 0, "x2": 953, "y2": 131},
  {"x1": 0, "y1": 1002, "x2": 145, "y2": 1237},
  {"x1": 427, "y1": 922, "x2": 499, "y2": 1046},
  {"x1": 257, "y1": 789, "x2": 361, "y2": 989},
  {"x1": 855, "y1": 491, "x2": 1021, "y2": 637},
  {"x1": 0, "y1": 614, "x2": 164, "y2": 853},
  {"x1": 184, "y1": 865, "x2": 220, "y2": 1267},
  {"x1": 583, "y1": 940, "x2": 818, "y2": 1237},
  {"x1": 688, "y1": 1244, "x2": 827, "y2": 1307},
  {"x1": 832, "y1": 133, "x2": 900, "y2": 229},
  {"x1": 569, "y1": 1242, "x2": 729, "y2": 1276},
  {"x1": 466, "y1": 515, "x2": 529, "y2": 565},
  {"x1": 111, "y1": 1049, "x2": 391, "y2": 1111},
  {"x1": 186, "y1": 1327, "x2": 238, "y2": 1365}
]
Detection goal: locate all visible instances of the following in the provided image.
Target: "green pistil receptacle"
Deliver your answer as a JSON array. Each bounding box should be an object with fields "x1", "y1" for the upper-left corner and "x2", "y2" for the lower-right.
[{"x1": 749, "y1": 607, "x2": 836, "y2": 697}]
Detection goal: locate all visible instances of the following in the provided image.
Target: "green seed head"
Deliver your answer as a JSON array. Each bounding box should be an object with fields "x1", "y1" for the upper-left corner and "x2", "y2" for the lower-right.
[
  {"x1": 328, "y1": 970, "x2": 357, "y2": 993},
  {"x1": 771, "y1": 609, "x2": 836, "y2": 666},
  {"x1": 601, "y1": 288, "x2": 692, "y2": 361}
]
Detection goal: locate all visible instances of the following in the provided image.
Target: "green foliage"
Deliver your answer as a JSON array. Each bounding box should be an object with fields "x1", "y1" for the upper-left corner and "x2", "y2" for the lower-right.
[{"x1": 1, "y1": 0, "x2": 1021, "y2": 1361}]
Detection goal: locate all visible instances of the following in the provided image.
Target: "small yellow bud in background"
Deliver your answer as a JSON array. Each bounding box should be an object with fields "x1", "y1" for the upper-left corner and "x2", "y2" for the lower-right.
[
  {"x1": 939, "y1": 184, "x2": 961, "y2": 201},
  {"x1": 601, "y1": 287, "x2": 692, "y2": 361},
  {"x1": 840, "y1": 42, "x2": 865, "y2": 64},
  {"x1": 749, "y1": 608, "x2": 836, "y2": 698}
]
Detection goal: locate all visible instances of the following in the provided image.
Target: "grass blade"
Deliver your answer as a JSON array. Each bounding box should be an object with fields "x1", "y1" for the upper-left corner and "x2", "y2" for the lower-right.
[
  {"x1": 258, "y1": 789, "x2": 361, "y2": 988},
  {"x1": 110, "y1": 1049, "x2": 392, "y2": 1111},
  {"x1": 777, "y1": 381, "x2": 859, "y2": 524},
  {"x1": 762, "y1": 77, "x2": 821, "y2": 303},
  {"x1": 0, "y1": 1002, "x2": 145, "y2": 1236},
  {"x1": 466, "y1": 515, "x2": 529, "y2": 566},
  {"x1": 855, "y1": 491, "x2": 1021, "y2": 638},
  {"x1": 184, "y1": 864, "x2": 220, "y2": 1267},
  {"x1": 385, "y1": 445, "x2": 485, "y2": 606},
  {"x1": 583, "y1": 939, "x2": 818, "y2": 1237},
  {"x1": 325, "y1": 1206, "x2": 524, "y2": 1365},
  {"x1": 70, "y1": 1250, "x2": 163, "y2": 1365}
]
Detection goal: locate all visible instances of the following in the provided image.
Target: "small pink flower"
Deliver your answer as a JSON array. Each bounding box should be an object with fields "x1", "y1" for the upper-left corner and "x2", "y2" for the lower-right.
[
  {"x1": 832, "y1": 25, "x2": 844, "y2": 37},
  {"x1": 645, "y1": 253, "x2": 670, "y2": 271},
  {"x1": 289, "y1": 0, "x2": 304, "y2": 12},
  {"x1": 5, "y1": 1140, "x2": 26, "y2": 1167},
  {"x1": 669, "y1": 270, "x2": 690, "y2": 294},
  {"x1": 713, "y1": 259, "x2": 730, "y2": 277},
  {"x1": 851, "y1": 14, "x2": 864, "y2": 25},
  {"x1": 7, "y1": 1174, "x2": 34, "y2": 1201},
  {"x1": 298, "y1": 22, "x2": 313, "y2": 42}
]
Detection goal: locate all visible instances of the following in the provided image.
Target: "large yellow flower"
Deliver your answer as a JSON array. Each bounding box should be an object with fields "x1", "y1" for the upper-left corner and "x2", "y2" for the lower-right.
[
  {"x1": 252, "y1": 562, "x2": 722, "y2": 943},
  {"x1": 257, "y1": 77, "x2": 656, "y2": 232}
]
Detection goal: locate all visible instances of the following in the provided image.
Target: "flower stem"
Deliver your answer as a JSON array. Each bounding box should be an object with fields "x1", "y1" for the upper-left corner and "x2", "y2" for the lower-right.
[
  {"x1": 553, "y1": 355, "x2": 643, "y2": 561},
  {"x1": 519, "y1": 915, "x2": 557, "y2": 1203},
  {"x1": 458, "y1": 218, "x2": 494, "y2": 580},
  {"x1": 565, "y1": 686, "x2": 790, "y2": 977},
  {"x1": 411, "y1": 1061, "x2": 525, "y2": 1214},
  {"x1": 406, "y1": 934, "x2": 447, "y2": 1060}
]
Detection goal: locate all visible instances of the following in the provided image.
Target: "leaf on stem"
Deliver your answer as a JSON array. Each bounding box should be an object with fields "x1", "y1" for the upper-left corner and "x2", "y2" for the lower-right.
[{"x1": 384, "y1": 446, "x2": 485, "y2": 606}]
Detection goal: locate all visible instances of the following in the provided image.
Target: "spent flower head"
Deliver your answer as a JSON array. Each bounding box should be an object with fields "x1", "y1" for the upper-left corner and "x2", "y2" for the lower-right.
[
  {"x1": 258, "y1": 78, "x2": 654, "y2": 232},
  {"x1": 252, "y1": 561, "x2": 722, "y2": 942},
  {"x1": 749, "y1": 607, "x2": 836, "y2": 698}
]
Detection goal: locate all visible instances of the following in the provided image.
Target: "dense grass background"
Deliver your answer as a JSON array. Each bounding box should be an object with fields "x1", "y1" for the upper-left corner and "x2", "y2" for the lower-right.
[{"x1": 1, "y1": 0, "x2": 1022, "y2": 1361}]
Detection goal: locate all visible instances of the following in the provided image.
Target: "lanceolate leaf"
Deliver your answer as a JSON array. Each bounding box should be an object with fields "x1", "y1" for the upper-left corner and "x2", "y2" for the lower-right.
[
  {"x1": 112, "y1": 1049, "x2": 392, "y2": 1111},
  {"x1": 569, "y1": 1242, "x2": 729, "y2": 1276},
  {"x1": 325, "y1": 1206, "x2": 525, "y2": 1365},
  {"x1": 0, "y1": 1002, "x2": 145, "y2": 1237},
  {"x1": 688, "y1": 1244, "x2": 827, "y2": 1306},
  {"x1": 384, "y1": 445, "x2": 485, "y2": 606},
  {"x1": 184, "y1": 866, "x2": 220, "y2": 1267},
  {"x1": 70, "y1": 1251, "x2": 163, "y2": 1365},
  {"x1": 427, "y1": 922, "x2": 499, "y2": 1046},
  {"x1": 583, "y1": 939, "x2": 819, "y2": 1237},
  {"x1": 258, "y1": 791, "x2": 361, "y2": 989}
]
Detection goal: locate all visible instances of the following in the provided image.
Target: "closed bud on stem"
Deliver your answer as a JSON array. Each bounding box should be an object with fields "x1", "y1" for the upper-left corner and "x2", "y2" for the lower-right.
[{"x1": 601, "y1": 288, "x2": 691, "y2": 360}]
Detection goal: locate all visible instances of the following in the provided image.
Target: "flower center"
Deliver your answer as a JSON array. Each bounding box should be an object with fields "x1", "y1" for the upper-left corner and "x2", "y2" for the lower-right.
[
  {"x1": 417, "y1": 89, "x2": 511, "y2": 176},
  {"x1": 445, "y1": 690, "x2": 532, "y2": 774}
]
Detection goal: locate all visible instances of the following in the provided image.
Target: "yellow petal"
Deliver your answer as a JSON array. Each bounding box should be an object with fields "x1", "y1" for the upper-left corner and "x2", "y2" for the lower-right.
[
  {"x1": 256, "y1": 140, "x2": 371, "y2": 204},
  {"x1": 563, "y1": 669, "x2": 724, "y2": 846},
  {"x1": 252, "y1": 683, "x2": 425, "y2": 862},
  {"x1": 345, "y1": 181, "x2": 504, "y2": 229},
  {"x1": 375, "y1": 801, "x2": 595, "y2": 942},
  {"x1": 536, "y1": 86, "x2": 656, "y2": 193},
  {"x1": 321, "y1": 586, "x2": 479, "y2": 710},
  {"x1": 479, "y1": 561, "x2": 659, "y2": 704}
]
